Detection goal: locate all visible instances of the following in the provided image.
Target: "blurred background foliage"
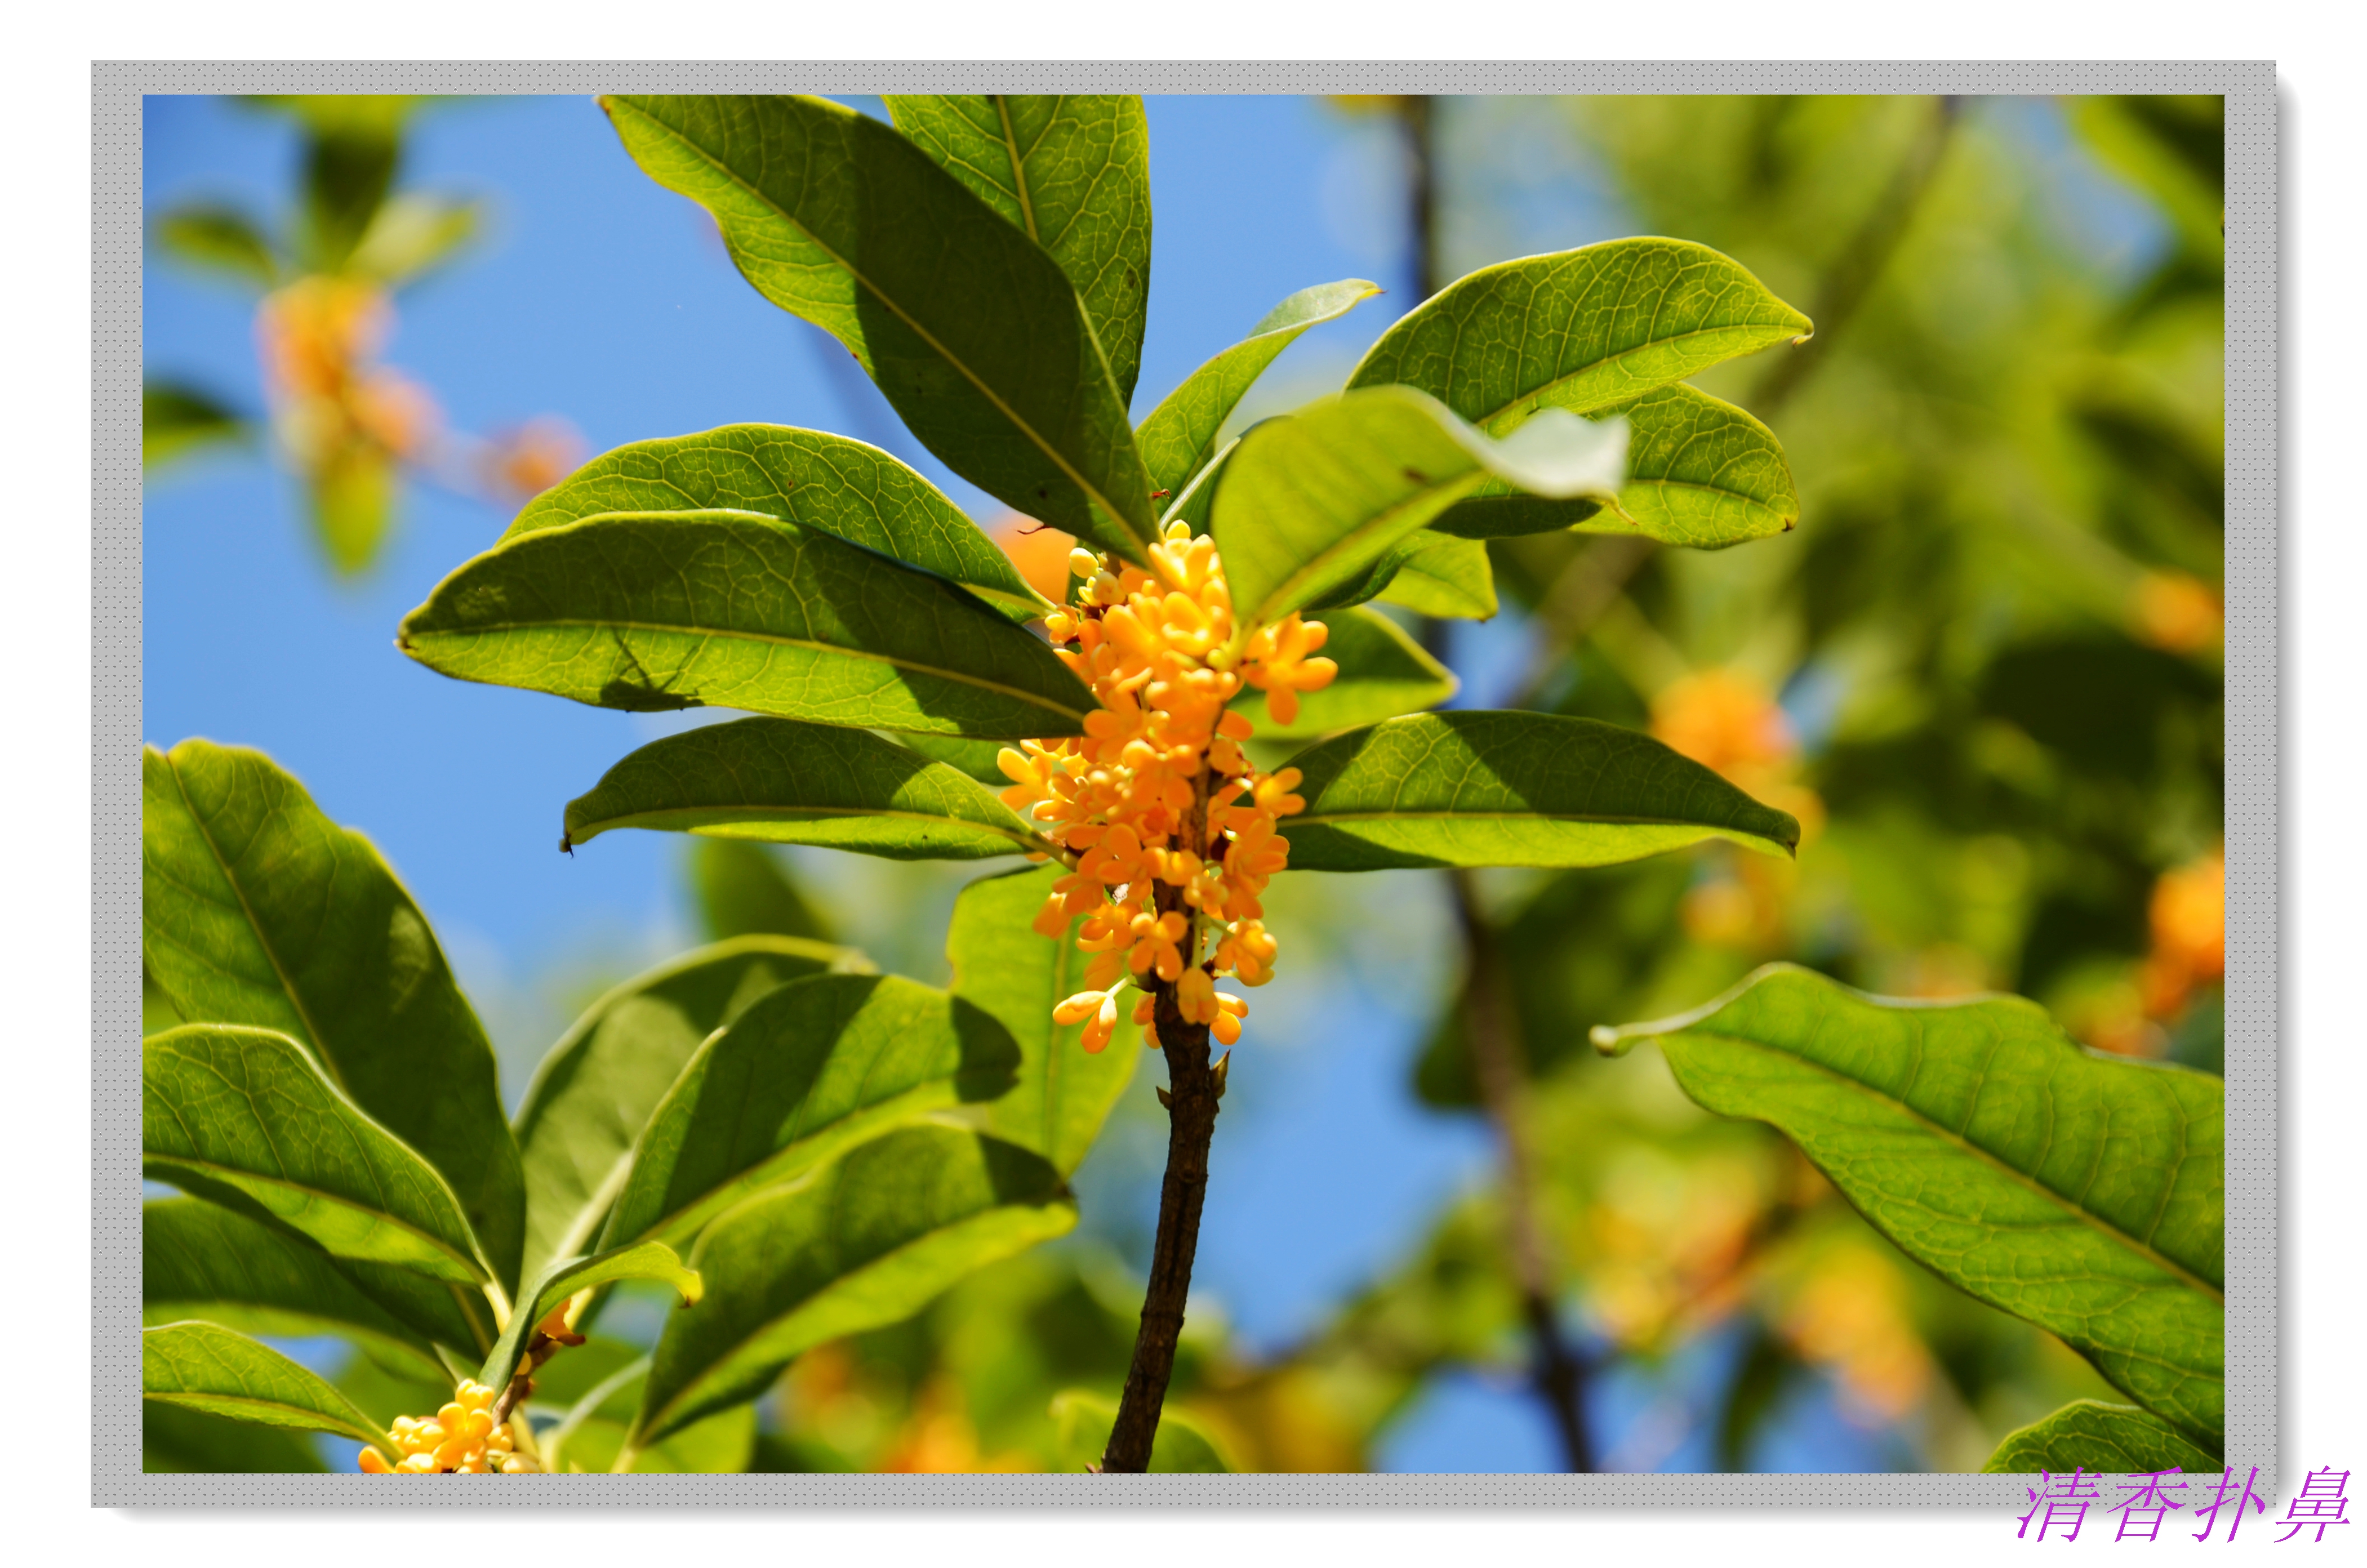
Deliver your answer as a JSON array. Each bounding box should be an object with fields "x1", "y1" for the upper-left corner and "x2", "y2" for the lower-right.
[{"x1": 141, "y1": 92, "x2": 2221, "y2": 1473}]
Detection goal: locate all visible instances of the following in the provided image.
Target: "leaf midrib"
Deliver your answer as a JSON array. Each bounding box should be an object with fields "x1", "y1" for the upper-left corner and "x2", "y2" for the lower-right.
[
  {"x1": 143, "y1": 1153, "x2": 484, "y2": 1284},
  {"x1": 570, "y1": 803, "x2": 1044, "y2": 854},
  {"x1": 1294, "y1": 807, "x2": 1786, "y2": 841},
  {"x1": 1464, "y1": 319, "x2": 1802, "y2": 431},
  {"x1": 143, "y1": 1388, "x2": 378, "y2": 1442}
]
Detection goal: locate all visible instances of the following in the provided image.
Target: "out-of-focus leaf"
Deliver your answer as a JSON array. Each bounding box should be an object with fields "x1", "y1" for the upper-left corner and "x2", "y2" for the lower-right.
[
  {"x1": 560, "y1": 717, "x2": 1049, "y2": 859},
  {"x1": 1212, "y1": 387, "x2": 1626, "y2": 635},
  {"x1": 143, "y1": 380, "x2": 250, "y2": 469},
  {"x1": 629, "y1": 1126, "x2": 1075, "y2": 1447},
  {"x1": 1135, "y1": 279, "x2": 1383, "y2": 498},
  {"x1": 309, "y1": 442, "x2": 398, "y2": 576},
  {"x1": 477, "y1": 1241, "x2": 702, "y2": 1395},
  {"x1": 141, "y1": 740, "x2": 524, "y2": 1285},
  {"x1": 1594, "y1": 965, "x2": 2224, "y2": 1445},
  {"x1": 884, "y1": 95, "x2": 1155, "y2": 404},
  {"x1": 1228, "y1": 605, "x2": 1456, "y2": 740},
  {"x1": 1282, "y1": 712, "x2": 1801, "y2": 871},
  {"x1": 143, "y1": 1321, "x2": 394, "y2": 1455},
  {"x1": 599, "y1": 93, "x2": 1156, "y2": 560},
  {"x1": 554, "y1": 1406, "x2": 757, "y2": 1474},
  {"x1": 689, "y1": 840, "x2": 836, "y2": 943},
  {"x1": 151, "y1": 204, "x2": 280, "y2": 289},
  {"x1": 1983, "y1": 1400, "x2": 2219, "y2": 1473},
  {"x1": 143, "y1": 1400, "x2": 330, "y2": 1473},
  {"x1": 502, "y1": 425, "x2": 1048, "y2": 620},
  {"x1": 514, "y1": 936, "x2": 862, "y2": 1282},
  {"x1": 347, "y1": 191, "x2": 483, "y2": 285},
  {"x1": 946, "y1": 864, "x2": 1138, "y2": 1174},
  {"x1": 606, "y1": 974, "x2": 1023, "y2": 1250},
  {"x1": 1049, "y1": 1389, "x2": 1234, "y2": 1472},
  {"x1": 143, "y1": 1026, "x2": 493, "y2": 1288},
  {"x1": 397, "y1": 514, "x2": 1094, "y2": 738},
  {"x1": 299, "y1": 114, "x2": 405, "y2": 273}
]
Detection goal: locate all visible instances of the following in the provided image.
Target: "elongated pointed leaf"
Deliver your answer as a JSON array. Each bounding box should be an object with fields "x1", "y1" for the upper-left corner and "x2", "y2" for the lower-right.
[
  {"x1": 142, "y1": 740, "x2": 524, "y2": 1284},
  {"x1": 689, "y1": 840, "x2": 837, "y2": 942},
  {"x1": 152, "y1": 203, "x2": 280, "y2": 289},
  {"x1": 560, "y1": 717, "x2": 1049, "y2": 860},
  {"x1": 1347, "y1": 237, "x2": 1810, "y2": 430},
  {"x1": 600, "y1": 93, "x2": 1156, "y2": 559},
  {"x1": 606, "y1": 974, "x2": 1024, "y2": 1250},
  {"x1": 946, "y1": 865, "x2": 1138, "y2": 1174},
  {"x1": 1227, "y1": 605, "x2": 1455, "y2": 740},
  {"x1": 477, "y1": 1241, "x2": 702, "y2": 1395},
  {"x1": 557, "y1": 1406, "x2": 758, "y2": 1475},
  {"x1": 144, "y1": 1400, "x2": 329, "y2": 1473},
  {"x1": 514, "y1": 936, "x2": 863, "y2": 1282},
  {"x1": 143, "y1": 1321, "x2": 394, "y2": 1455},
  {"x1": 1211, "y1": 387, "x2": 1626, "y2": 635},
  {"x1": 502, "y1": 425, "x2": 1048, "y2": 620},
  {"x1": 888, "y1": 731, "x2": 1013, "y2": 783},
  {"x1": 1434, "y1": 383, "x2": 1800, "y2": 548},
  {"x1": 1050, "y1": 1389, "x2": 1234, "y2": 1473},
  {"x1": 1983, "y1": 1400, "x2": 2219, "y2": 1474},
  {"x1": 631, "y1": 1126, "x2": 1075, "y2": 1446},
  {"x1": 1592, "y1": 965, "x2": 2224, "y2": 1445},
  {"x1": 143, "y1": 380, "x2": 250, "y2": 469},
  {"x1": 884, "y1": 95, "x2": 1154, "y2": 405},
  {"x1": 143, "y1": 1197, "x2": 449, "y2": 1376},
  {"x1": 347, "y1": 192, "x2": 482, "y2": 286},
  {"x1": 1306, "y1": 531, "x2": 1498, "y2": 622},
  {"x1": 144, "y1": 1026, "x2": 493, "y2": 1287},
  {"x1": 1282, "y1": 712, "x2": 1800, "y2": 872},
  {"x1": 1136, "y1": 279, "x2": 1383, "y2": 498},
  {"x1": 398, "y1": 514, "x2": 1094, "y2": 738}
]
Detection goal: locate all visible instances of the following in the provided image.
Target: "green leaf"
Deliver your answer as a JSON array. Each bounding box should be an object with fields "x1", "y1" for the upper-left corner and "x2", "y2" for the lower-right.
[
  {"x1": 502, "y1": 425, "x2": 1048, "y2": 620},
  {"x1": 888, "y1": 731, "x2": 1016, "y2": 784},
  {"x1": 1592, "y1": 965, "x2": 2224, "y2": 1445},
  {"x1": 1347, "y1": 237, "x2": 1811, "y2": 430},
  {"x1": 884, "y1": 95, "x2": 1155, "y2": 406},
  {"x1": 1227, "y1": 605, "x2": 1455, "y2": 740},
  {"x1": 141, "y1": 740, "x2": 525, "y2": 1284},
  {"x1": 946, "y1": 864, "x2": 1139, "y2": 1175},
  {"x1": 1135, "y1": 279, "x2": 1383, "y2": 499},
  {"x1": 143, "y1": 380, "x2": 250, "y2": 469},
  {"x1": 1432, "y1": 384, "x2": 1800, "y2": 549},
  {"x1": 143, "y1": 1197, "x2": 450, "y2": 1376},
  {"x1": 604, "y1": 974, "x2": 1024, "y2": 1250},
  {"x1": 1304, "y1": 531, "x2": 1498, "y2": 621},
  {"x1": 299, "y1": 119, "x2": 403, "y2": 273},
  {"x1": 560, "y1": 717, "x2": 1049, "y2": 859},
  {"x1": 309, "y1": 442, "x2": 399, "y2": 576},
  {"x1": 476, "y1": 1241, "x2": 702, "y2": 1396},
  {"x1": 630, "y1": 1125, "x2": 1075, "y2": 1447},
  {"x1": 599, "y1": 93, "x2": 1156, "y2": 560},
  {"x1": 143, "y1": 1400, "x2": 330, "y2": 1473},
  {"x1": 557, "y1": 1406, "x2": 758, "y2": 1474},
  {"x1": 143, "y1": 1321, "x2": 394, "y2": 1455},
  {"x1": 1210, "y1": 386, "x2": 1626, "y2": 636},
  {"x1": 1281, "y1": 711, "x2": 1801, "y2": 871},
  {"x1": 143, "y1": 1025, "x2": 493, "y2": 1288},
  {"x1": 151, "y1": 203, "x2": 280, "y2": 289},
  {"x1": 397, "y1": 513, "x2": 1094, "y2": 738},
  {"x1": 690, "y1": 840, "x2": 837, "y2": 942},
  {"x1": 347, "y1": 192, "x2": 482, "y2": 285},
  {"x1": 1983, "y1": 1400, "x2": 2219, "y2": 1474},
  {"x1": 1049, "y1": 1389, "x2": 1234, "y2": 1472},
  {"x1": 514, "y1": 935, "x2": 862, "y2": 1282}
]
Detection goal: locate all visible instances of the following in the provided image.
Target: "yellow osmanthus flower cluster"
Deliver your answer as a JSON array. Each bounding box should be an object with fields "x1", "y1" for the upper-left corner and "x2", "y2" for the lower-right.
[
  {"x1": 357, "y1": 1378, "x2": 536, "y2": 1475},
  {"x1": 997, "y1": 520, "x2": 1337, "y2": 1054},
  {"x1": 257, "y1": 275, "x2": 441, "y2": 471}
]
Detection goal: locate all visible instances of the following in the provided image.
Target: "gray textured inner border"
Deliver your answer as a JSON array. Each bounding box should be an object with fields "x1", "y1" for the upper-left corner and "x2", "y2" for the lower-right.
[{"x1": 95, "y1": 60, "x2": 2275, "y2": 1508}]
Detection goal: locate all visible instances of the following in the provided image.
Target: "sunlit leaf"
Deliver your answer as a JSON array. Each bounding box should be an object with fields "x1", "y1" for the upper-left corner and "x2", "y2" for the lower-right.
[
  {"x1": 309, "y1": 442, "x2": 399, "y2": 576},
  {"x1": 347, "y1": 192, "x2": 482, "y2": 286},
  {"x1": 143, "y1": 1321, "x2": 394, "y2": 1455},
  {"x1": 1049, "y1": 1388, "x2": 1234, "y2": 1472},
  {"x1": 1594, "y1": 965, "x2": 2224, "y2": 1445},
  {"x1": 477, "y1": 1241, "x2": 702, "y2": 1396},
  {"x1": 1983, "y1": 1400, "x2": 2219, "y2": 1473},
  {"x1": 152, "y1": 203, "x2": 281, "y2": 289},
  {"x1": 1228, "y1": 605, "x2": 1455, "y2": 740},
  {"x1": 1282, "y1": 711, "x2": 1800, "y2": 871},
  {"x1": 1305, "y1": 532, "x2": 1497, "y2": 621},
  {"x1": 889, "y1": 732, "x2": 1015, "y2": 783}
]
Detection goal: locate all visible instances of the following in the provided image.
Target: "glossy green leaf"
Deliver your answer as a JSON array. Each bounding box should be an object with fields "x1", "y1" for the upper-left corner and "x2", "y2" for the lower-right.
[
  {"x1": 1592, "y1": 965, "x2": 2224, "y2": 1445},
  {"x1": 560, "y1": 717, "x2": 1049, "y2": 859},
  {"x1": 477, "y1": 1241, "x2": 702, "y2": 1395},
  {"x1": 889, "y1": 732, "x2": 1015, "y2": 784},
  {"x1": 143, "y1": 1400, "x2": 328, "y2": 1473},
  {"x1": 690, "y1": 840, "x2": 837, "y2": 942},
  {"x1": 502, "y1": 425, "x2": 1048, "y2": 620},
  {"x1": 1211, "y1": 386, "x2": 1626, "y2": 636},
  {"x1": 143, "y1": 1321, "x2": 394, "y2": 1455},
  {"x1": 1136, "y1": 279, "x2": 1383, "y2": 498},
  {"x1": 630, "y1": 1125, "x2": 1076, "y2": 1446},
  {"x1": 397, "y1": 514, "x2": 1093, "y2": 738},
  {"x1": 884, "y1": 95, "x2": 1154, "y2": 405},
  {"x1": 1983, "y1": 1400, "x2": 2219, "y2": 1474},
  {"x1": 143, "y1": 380, "x2": 249, "y2": 469},
  {"x1": 600, "y1": 93, "x2": 1156, "y2": 559},
  {"x1": 946, "y1": 864, "x2": 1139, "y2": 1174},
  {"x1": 347, "y1": 192, "x2": 482, "y2": 285},
  {"x1": 1347, "y1": 237, "x2": 1811, "y2": 430},
  {"x1": 1282, "y1": 712, "x2": 1801, "y2": 872},
  {"x1": 1432, "y1": 384, "x2": 1799, "y2": 548},
  {"x1": 514, "y1": 935, "x2": 862, "y2": 1282},
  {"x1": 152, "y1": 203, "x2": 280, "y2": 289},
  {"x1": 1227, "y1": 605, "x2": 1456, "y2": 740},
  {"x1": 141, "y1": 740, "x2": 524, "y2": 1284},
  {"x1": 143, "y1": 1025, "x2": 493, "y2": 1288},
  {"x1": 1049, "y1": 1389, "x2": 1234, "y2": 1472},
  {"x1": 1305, "y1": 531, "x2": 1498, "y2": 621},
  {"x1": 143, "y1": 1197, "x2": 449, "y2": 1376},
  {"x1": 606, "y1": 974, "x2": 1024, "y2": 1251}
]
